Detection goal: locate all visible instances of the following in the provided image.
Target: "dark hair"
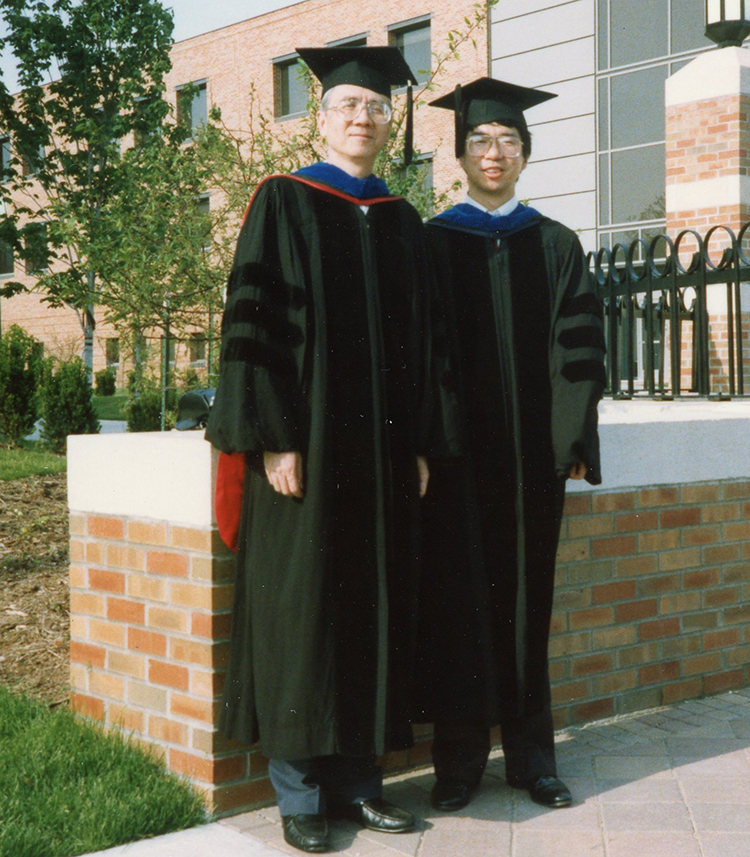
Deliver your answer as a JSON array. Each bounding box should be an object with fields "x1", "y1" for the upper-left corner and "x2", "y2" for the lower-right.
[{"x1": 466, "y1": 119, "x2": 532, "y2": 159}]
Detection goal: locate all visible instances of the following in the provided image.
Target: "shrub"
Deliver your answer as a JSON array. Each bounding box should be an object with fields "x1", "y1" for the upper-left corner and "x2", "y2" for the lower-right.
[
  {"x1": 95, "y1": 367, "x2": 116, "y2": 396},
  {"x1": 0, "y1": 326, "x2": 44, "y2": 445},
  {"x1": 40, "y1": 357, "x2": 100, "y2": 452}
]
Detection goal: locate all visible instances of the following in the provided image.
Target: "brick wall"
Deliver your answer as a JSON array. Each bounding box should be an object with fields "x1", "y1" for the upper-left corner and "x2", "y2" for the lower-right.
[
  {"x1": 551, "y1": 479, "x2": 750, "y2": 728},
  {"x1": 68, "y1": 421, "x2": 750, "y2": 816}
]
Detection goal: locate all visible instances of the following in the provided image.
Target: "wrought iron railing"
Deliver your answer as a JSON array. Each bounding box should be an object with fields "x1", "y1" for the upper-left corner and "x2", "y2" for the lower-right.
[{"x1": 588, "y1": 225, "x2": 750, "y2": 399}]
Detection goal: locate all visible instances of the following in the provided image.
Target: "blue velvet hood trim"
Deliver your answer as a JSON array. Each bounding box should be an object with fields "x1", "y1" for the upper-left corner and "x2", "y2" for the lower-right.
[
  {"x1": 431, "y1": 202, "x2": 544, "y2": 236},
  {"x1": 294, "y1": 162, "x2": 391, "y2": 199}
]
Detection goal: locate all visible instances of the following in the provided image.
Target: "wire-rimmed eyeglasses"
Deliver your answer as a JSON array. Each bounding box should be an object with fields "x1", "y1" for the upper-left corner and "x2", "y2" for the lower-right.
[
  {"x1": 466, "y1": 134, "x2": 523, "y2": 158},
  {"x1": 327, "y1": 97, "x2": 393, "y2": 125}
]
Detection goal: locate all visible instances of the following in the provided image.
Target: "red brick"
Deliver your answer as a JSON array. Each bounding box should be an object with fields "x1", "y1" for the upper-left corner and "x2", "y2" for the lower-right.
[
  {"x1": 638, "y1": 487, "x2": 680, "y2": 507},
  {"x1": 617, "y1": 643, "x2": 659, "y2": 668},
  {"x1": 70, "y1": 641, "x2": 106, "y2": 669},
  {"x1": 170, "y1": 693, "x2": 218, "y2": 724},
  {"x1": 211, "y1": 777, "x2": 277, "y2": 815},
  {"x1": 592, "y1": 536, "x2": 637, "y2": 559},
  {"x1": 168, "y1": 526, "x2": 214, "y2": 552},
  {"x1": 660, "y1": 636, "x2": 701, "y2": 658},
  {"x1": 639, "y1": 661, "x2": 680, "y2": 685},
  {"x1": 148, "y1": 606, "x2": 190, "y2": 633},
  {"x1": 723, "y1": 480, "x2": 750, "y2": 499},
  {"x1": 682, "y1": 611, "x2": 719, "y2": 631},
  {"x1": 88, "y1": 568, "x2": 126, "y2": 595},
  {"x1": 702, "y1": 586, "x2": 740, "y2": 608},
  {"x1": 570, "y1": 653, "x2": 614, "y2": 677},
  {"x1": 571, "y1": 697, "x2": 615, "y2": 723},
  {"x1": 569, "y1": 606, "x2": 614, "y2": 630},
  {"x1": 107, "y1": 544, "x2": 146, "y2": 571},
  {"x1": 681, "y1": 525, "x2": 721, "y2": 547},
  {"x1": 725, "y1": 563, "x2": 750, "y2": 583},
  {"x1": 563, "y1": 494, "x2": 591, "y2": 516},
  {"x1": 551, "y1": 679, "x2": 590, "y2": 705},
  {"x1": 593, "y1": 670, "x2": 637, "y2": 694},
  {"x1": 660, "y1": 508, "x2": 701, "y2": 528},
  {"x1": 615, "y1": 599, "x2": 658, "y2": 622},
  {"x1": 108, "y1": 651, "x2": 146, "y2": 679},
  {"x1": 701, "y1": 503, "x2": 740, "y2": 522},
  {"x1": 149, "y1": 660, "x2": 189, "y2": 690},
  {"x1": 704, "y1": 669, "x2": 745, "y2": 694},
  {"x1": 567, "y1": 515, "x2": 613, "y2": 538},
  {"x1": 592, "y1": 581, "x2": 637, "y2": 604},
  {"x1": 107, "y1": 598, "x2": 145, "y2": 625},
  {"x1": 89, "y1": 619, "x2": 127, "y2": 648},
  {"x1": 723, "y1": 521, "x2": 750, "y2": 541},
  {"x1": 90, "y1": 672, "x2": 126, "y2": 701},
  {"x1": 88, "y1": 515, "x2": 125, "y2": 540},
  {"x1": 726, "y1": 646, "x2": 750, "y2": 666},
  {"x1": 638, "y1": 530, "x2": 680, "y2": 552},
  {"x1": 107, "y1": 703, "x2": 145, "y2": 733},
  {"x1": 704, "y1": 629, "x2": 741, "y2": 650},
  {"x1": 662, "y1": 678, "x2": 703, "y2": 704},
  {"x1": 129, "y1": 628, "x2": 167, "y2": 657},
  {"x1": 683, "y1": 568, "x2": 721, "y2": 588},
  {"x1": 704, "y1": 544, "x2": 741, "y2": 564},
  {"x1": 192, "y1": 612, "x2": 233, "y2": 639},
  {"x1": 555, "y1": 540, "x2": 590, "y2": 563},
  {"x1": 639, "y1": 618, "x2": 680, "y2": 641},
  {"x1": 147, "y1": 550, "x2": 190, "y2": 578},
  {"x1": 70, "y1": 692, "x2": 105, "y2": 721},
  {"x1": 723, "y1": 604, "x2": 750, "y2": 624},
  {"x1": 615, "y1": 512, "x2": 658, "y2": 533},
  {"x1": 681, "y1": 484, "x2": 721, "y2": 503}
]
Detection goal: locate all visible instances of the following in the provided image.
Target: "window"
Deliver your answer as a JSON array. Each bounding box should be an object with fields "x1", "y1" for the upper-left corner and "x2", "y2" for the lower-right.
[
  {"x1": 274, "y1": 55, "x2": 307, "y2": 118},
  {"x1": 0, "y1": 136, "x2": 11, "y2": 180},
  {"x1": 0, "y1": 239, "x2": 13, "y2": 276},
  {"x1": 20, "y1": 142, "x2": 45, "y2": 176},
  {"x1": 176, "y1": 81, "x2": 208, "y2": 136},
  {"x1": 596, "y1": 0, "x2": 710, "y2": 239},
  {"x1": 195, "y1": 195, "x2": 211, "y2": 253},
  {"x1": 389, "y1": 17, "x2": 431, "y2": 85},
  {"x1": 327, "y1": 34, "x2": 367, "y2": 47},
  {"x1": 189, "y1": 333, "x2": 207, "y2": 364},
  {"x1": 105, "y1": 338, "x2": 120, "y2": 368},
  {"x1": 23, "y1": 223, "x2": 48, "y2": 274}
]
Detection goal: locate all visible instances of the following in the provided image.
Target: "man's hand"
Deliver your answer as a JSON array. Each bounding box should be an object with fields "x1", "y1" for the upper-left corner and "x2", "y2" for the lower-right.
[
  {"x1": 417, "y1": 456, "x2": 430, "y2": 498},
  {"x1": 264, "y1": 451, "x2": 304, "y2": 498},
  {"x1": 569, "y1": 461, "x2": 587, "y2": 480}
]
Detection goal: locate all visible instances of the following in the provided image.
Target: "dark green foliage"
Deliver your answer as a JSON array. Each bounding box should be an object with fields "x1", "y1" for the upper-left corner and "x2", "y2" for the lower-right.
[
  {"x1": 125, "y1": 386, "x2": 163, "y2": 432},
  {"x1": 95, "y1": 367, "x2": 116, "y2": 396},
  {"x1": 40, "y1": 358, "x2": 100, "y2": 452},
  {"x1": 0, "y1": 325, "x2": 43, "y2": 445},
  {"x1": 0, "y1": 686, "x2": 206, "y2": 857}
]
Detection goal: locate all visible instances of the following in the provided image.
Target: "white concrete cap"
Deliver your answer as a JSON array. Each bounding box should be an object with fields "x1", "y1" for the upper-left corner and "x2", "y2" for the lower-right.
[
  {"x1": 67, "y1": 430, "x2": 217, "y2": 526},
  {"x1": 665, "y1": 45, "x2": 750, "y2": 107}
]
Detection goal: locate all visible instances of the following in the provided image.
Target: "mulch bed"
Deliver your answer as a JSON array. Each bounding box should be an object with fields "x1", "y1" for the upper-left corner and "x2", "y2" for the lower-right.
[{"x1": 0, "y1": 472, "x2": 70, "y2": 704}]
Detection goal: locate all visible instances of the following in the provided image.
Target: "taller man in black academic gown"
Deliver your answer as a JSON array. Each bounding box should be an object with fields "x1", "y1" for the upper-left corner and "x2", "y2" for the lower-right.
[
  {"x1": 417, "y1": 78, "x2": 606, "y2": 812},
  {"x1": 206, "y1": 48, "x2": 441, "y2": 853}
]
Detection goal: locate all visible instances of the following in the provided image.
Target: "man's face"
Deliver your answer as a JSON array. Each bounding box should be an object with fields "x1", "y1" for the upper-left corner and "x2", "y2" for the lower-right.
[
  {"x1": 317, "y1": 85, "x2": 392, "y2": 168},
  {"x1": 459, "y1": 122, "x2": 527, "y2": 205}
]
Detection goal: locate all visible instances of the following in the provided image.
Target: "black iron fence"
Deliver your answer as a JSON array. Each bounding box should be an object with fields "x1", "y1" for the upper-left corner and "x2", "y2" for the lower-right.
[{"x1": 588, "y1": 225, "x2": 750, "y2": 400}]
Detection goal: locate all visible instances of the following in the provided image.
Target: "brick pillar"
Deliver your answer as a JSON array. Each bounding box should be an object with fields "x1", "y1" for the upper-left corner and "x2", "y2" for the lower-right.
[
  {"x1": 665, "y1": 47, "x2": 750, "y2": 394},
  {"x1": 67, "y1": 432, "x2": 433, "y2": 817}
]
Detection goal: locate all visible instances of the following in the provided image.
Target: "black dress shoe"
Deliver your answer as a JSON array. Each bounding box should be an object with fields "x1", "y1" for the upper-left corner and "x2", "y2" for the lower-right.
[
  {"x1": 431, "y1": 779, "x2": 478, "y2": 811},
  {"x1": 339, "y1": 798, "x2": 415, "y2": 833},
  {"x1": 281, "y1": 814, "x2": 329, "y2": 852},
  {"x1": 519, "y1": 775, "x2": 572, "y2": 808}
]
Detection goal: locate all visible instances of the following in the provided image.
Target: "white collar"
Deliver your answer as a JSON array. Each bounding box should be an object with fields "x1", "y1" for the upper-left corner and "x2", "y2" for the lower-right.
[{"x1": 464, "y1": 193, "x2": 520, "y2": 217}]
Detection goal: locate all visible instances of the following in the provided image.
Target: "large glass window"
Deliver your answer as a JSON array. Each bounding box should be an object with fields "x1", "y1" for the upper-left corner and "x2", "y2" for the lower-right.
[
  {"x1": 0, "y1": 239, "x2": 13, "y2": 276},
  {"x1": 389, "y1": 17, "x2": 431, "y2": 85},
  {"x1": 176, "y1": 81, "x2": 208, "y2": 136},
  {"x1": 597, "y1": 0, "x2": 711, "y2": 242},
  {"x1": 274, "y1": 56, "x2": 307, "y2": 118},
  {"x1": 23, "y1": 223, "x2": 48, "y2": 274}
]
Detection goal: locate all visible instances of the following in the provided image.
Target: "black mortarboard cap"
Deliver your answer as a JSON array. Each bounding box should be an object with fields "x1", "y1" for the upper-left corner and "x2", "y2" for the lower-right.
[
  {"x1": 296, "y1": 46, "x2": 418, "y2": 164},
  {"x1": 430, "y1": 77, "x2": 557, "y2": 157}
]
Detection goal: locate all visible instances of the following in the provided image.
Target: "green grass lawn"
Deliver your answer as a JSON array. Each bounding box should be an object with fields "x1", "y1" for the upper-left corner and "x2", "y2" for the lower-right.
[
  {"x1": 0, "y1": 444, "x2": 66, "y2": 481},
  {"x1": 0, "y1": 686, "x2": 207, "y2": 857},
  {"x1": 93, "y1": 391, "x2": 128, "y2": 421}
]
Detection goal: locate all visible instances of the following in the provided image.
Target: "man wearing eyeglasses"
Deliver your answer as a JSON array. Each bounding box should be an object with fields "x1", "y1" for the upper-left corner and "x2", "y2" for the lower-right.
[
  {"x1": 415, "y1": 78, "x2": 606, "y2": 813},
  {"x1": 205, "y1": 47, "x2": 447, "y2": 853}
]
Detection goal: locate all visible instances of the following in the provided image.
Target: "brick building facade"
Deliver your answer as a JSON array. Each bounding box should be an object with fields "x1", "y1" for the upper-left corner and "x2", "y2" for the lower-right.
[{"x1": 0, "y1": 0, "x2": 488, "y2": 379}]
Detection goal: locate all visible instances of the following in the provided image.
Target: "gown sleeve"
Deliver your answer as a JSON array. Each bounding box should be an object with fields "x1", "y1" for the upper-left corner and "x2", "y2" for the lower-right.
[
  {"x1": 205, "y1": 178, "x2": 309, "y2": 455},
  {"x1": 546, "y1": 225, "x2": 606, "y2": 485}
]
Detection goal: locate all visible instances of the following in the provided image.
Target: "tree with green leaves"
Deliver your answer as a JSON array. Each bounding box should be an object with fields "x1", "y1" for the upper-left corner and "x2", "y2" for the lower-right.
[
  {"x1": 0, "y1": 0, "x2": 174, "y2": 377},
  {"x1": 0, "y1": 324, "x2": 43, "y2": 444}
]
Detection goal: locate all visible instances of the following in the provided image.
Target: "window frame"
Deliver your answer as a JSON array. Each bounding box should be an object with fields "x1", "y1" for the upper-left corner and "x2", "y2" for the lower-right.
[{"x1": 273, "y1": 53, "x2": 308, "y2": 121}]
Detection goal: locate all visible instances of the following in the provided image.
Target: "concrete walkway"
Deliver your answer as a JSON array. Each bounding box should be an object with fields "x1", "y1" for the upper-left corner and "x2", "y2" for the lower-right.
[{"x1": 85, "y1": 688, "x2": 750, "y2": 857}]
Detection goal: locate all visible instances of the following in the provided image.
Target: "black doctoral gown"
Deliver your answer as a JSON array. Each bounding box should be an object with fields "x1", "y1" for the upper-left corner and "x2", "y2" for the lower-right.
[
  {"x1": 205, "y1": 174, "x2": 443, "y2": 761},
  {"x1": 416, "y1": 213, "x2": 605, "y2": 749}
]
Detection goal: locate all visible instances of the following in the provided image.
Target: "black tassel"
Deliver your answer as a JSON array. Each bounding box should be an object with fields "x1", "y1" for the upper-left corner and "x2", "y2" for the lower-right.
[
  {"x1": 454, "y1": 83, "x2": 463, "y2": 158},
  {"x1": 404, "y1": 81, "x2": 414, "y2": 167}
]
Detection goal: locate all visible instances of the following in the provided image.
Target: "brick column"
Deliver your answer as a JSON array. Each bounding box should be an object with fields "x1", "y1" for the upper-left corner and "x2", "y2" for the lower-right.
[
  {"x1": 665, "y1": 47, "x2": 750, "y2": 393},
  {"x1": 67, "y1": 432, "x2": 432, "y2": 817}
]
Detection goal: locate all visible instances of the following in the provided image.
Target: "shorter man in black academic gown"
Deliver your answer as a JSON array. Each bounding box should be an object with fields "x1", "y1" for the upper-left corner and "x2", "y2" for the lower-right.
[
  {"x1": 416, "y1": 78, "x2": 605, "y2": 813},
  {"x1": 206, "y1": 47, "x2": 443, "y2": 854}
]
